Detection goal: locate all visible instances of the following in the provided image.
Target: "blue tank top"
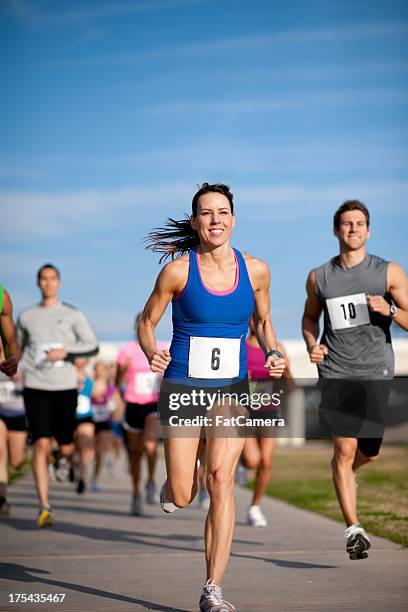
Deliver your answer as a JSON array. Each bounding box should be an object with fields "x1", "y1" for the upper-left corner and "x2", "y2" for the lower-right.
[{"x1": 165, "y1": 248, "x2": 254, "y2": 383}]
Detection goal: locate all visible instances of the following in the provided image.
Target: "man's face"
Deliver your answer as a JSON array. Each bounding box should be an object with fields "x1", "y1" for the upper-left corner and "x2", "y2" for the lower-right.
[
  {"x1": 38, "y1": 268, "x2": 60, "y2": 299},
  {"x1": 334, "y1": 210, "x2": 370, "y2": 250}
]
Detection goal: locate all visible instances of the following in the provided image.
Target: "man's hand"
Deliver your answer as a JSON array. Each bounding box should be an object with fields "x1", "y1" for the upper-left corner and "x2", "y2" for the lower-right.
[
  {"x1": 367, "y1": 294, "x2": 391, "y2": 317},
  {"x1": 150, "y1": 349, "x2": 171, "y2": 374},
  {"x1": 47, "y1": 348, "x2": 68, "y2": 361},
  {"x1": 0, "y1": 357, "x2": 18, "y2": 377},
  {"x1": 264, "y1": 356, "x2": 286, "y2": 378},
  {"x1": 308, "y1": 344, "x2": 328, "y2": 364}
]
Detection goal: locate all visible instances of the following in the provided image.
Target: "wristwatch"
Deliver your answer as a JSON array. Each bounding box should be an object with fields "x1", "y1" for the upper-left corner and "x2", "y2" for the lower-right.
[
  {"x1": 265, "y1": 349, "x2": 284, "y2": 360},
  {"x1": 389, "y1": 304, "x2": 397, "y2": 318}
]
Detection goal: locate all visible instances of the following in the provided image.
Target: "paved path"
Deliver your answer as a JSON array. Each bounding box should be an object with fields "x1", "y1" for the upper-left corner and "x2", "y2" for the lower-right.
[{"x1": 1, "y1": 457, "x2": 407, "y2": 611}]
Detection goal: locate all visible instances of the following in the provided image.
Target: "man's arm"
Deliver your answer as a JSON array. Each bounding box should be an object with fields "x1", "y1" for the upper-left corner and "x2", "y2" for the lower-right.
[
  {"x1": 245, "y1": 255, "x2": 285, "y2": 378},
  {"x1": 138, "y1": 258, "x2": 186, "y2": 373},
  {"x1": 302, "y1": 271, "x2": 327, "y2": 364},
  {"x1": 0, "y1": 289, "x2": 20, "y2": 377},
  {"x1": 367, "y1": 262, "x2": 408, "y2": 331},
  {"x1": 47, "y1": 309, "x2": 99, "y2": 362}
]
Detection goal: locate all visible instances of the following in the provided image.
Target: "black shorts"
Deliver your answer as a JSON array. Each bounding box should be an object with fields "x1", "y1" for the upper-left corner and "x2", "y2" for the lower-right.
[
  {"x1": 76, "y1": 415, "x2": 94, "y2": 425},
  {"x1": 0, "y1": 414, "x2": 27, "y2": 432},
  {"x1": 23, "y1": 387, "x2": 78, "y2": 445},
  {"x1": 94, "y1": 420, "x2": 111, "y2": 434},
  {"x1": 123, "y1": 402, "x2": 157, "y2": 432},
  {"x1": 319, "y1": 379, "x2": 389, "y2": 449}
]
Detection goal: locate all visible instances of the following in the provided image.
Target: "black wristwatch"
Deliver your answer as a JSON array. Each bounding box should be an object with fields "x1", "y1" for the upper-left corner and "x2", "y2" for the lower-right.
[
  {"x1": 389, "y1": 304, "x2": 397, "y2": 318},
  {"x1": 265, "y1": 349, "x2": 284, "y2": 360}
]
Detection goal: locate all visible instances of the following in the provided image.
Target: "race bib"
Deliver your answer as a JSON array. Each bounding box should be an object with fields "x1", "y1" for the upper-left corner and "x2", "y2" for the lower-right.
[
  {"x1": 134, "y1": 372, "x2": 159, "y2": 396},
  {"x1": 34, "y1": 343, "x2": 65, "y2": 369},
  {"x1": 188, "y1": 336, "x2": 240, "y2": 379},
  {"x1": 76, "y1": 394, "x2": 91, "y2": 417},
  {"x1": 0, "y1": 381, "x2": 15, "y2": 405},
  {"x1": 326, "y1": 293, "x2": 370, "y2": 330},
  {"x1": 92, "y1": 403, "x2": 110, "y2": 422}
]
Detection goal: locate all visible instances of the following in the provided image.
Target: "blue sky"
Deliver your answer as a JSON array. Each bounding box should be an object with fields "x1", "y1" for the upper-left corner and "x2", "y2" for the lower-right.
[{"x1": 1, "y1": 0, "x2": 407, "y2": 340}]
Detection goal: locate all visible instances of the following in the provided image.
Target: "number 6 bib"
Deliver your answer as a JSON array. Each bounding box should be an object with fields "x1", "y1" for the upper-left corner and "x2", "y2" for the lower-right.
[
  {"x1": 188, "y1": 336, "x2": 241, "y2": 379},
  {"x1": 326, "y1": 293, "x2": 370, "y2": 330}
]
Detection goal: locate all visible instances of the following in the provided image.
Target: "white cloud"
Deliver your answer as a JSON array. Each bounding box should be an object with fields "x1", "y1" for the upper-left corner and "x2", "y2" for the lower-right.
[{"x1": 1, "y1": 180, "x2": 407, "y2": 243}]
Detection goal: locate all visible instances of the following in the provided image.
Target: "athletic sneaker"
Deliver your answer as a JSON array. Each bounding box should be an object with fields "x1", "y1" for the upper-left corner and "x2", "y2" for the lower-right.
[
  {"x1": 199, "y1": 489, "x2": 210, "y2": 510},
  {"x1": 131, "y1": 494, "x2": 143, "y2": 516},
  {"x1": 247, "y1": 505, "x2": 267, "y2": 527},
  {"x1": 145, "y1": 480, "x2": 157, "y2": 505},
  {"x1": 37, "y1": 506, "x2": 54, "y2": 528},
  {"x1": 69, "y1": 466, "x2": 75, "y2": 483},
  {"x1": 160, "y1": 482, "x2": 178, "y2": 513},
  {"x1": 199, "y1": 579, "x2": 236, "y2": 611},
  {"x1": 0, "y1": 497, "x2": 11, "y2": 516},
  {"x1": 345, "y1": 524, "x2": 371, "y2": 560},
  {"x1": 53, "y1": 457, "x2": 70, "y2": 482},
  {"x1": 90, "y1": 481, "x2": 101, "y2": 492},
  {"x1": 76, "y1": 479, "x2": 86, "y2": 494}
]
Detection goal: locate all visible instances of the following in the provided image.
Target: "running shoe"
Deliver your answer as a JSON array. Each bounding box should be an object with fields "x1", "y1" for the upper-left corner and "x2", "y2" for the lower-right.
[
  {"x1": 247, "y1": 505, "x2": 267, "y2": 527},
  {"x1": 69, "y1": 466, "x2": 75, "y2": 483},
  {"x1": 160, "y1": 482, "x2": 178, "y2": 513},
  {"x1": 53, "y1": 457, "x2": 70, "y2": 482},
  {"x1": 131, "y1": 494, "x2": 143, "y2": 516},
  {"x1": 37, "y1": 507, "x2": 54, "y2": 528},
  {"x1": 76, "y1": 479, "x2": 86, "y2": 494},
  {"x1": 90, "y1": 481, "x2": 101, "y2": 492},
  {"x1": 345, "y1": 524, "x2": 371, "y2": 560},
  {"x1": 199, "y1": 579, "x2": 236, "y2": 611},
  {"x1": 199, "y1": 489, "x2": 211, "y2": 510},
  {"x1": 0, "y1": 497, "x2": 10, "y2": 516},
  {"x1": 145, "y1": 480, "x2": 157, "y2": 505}
]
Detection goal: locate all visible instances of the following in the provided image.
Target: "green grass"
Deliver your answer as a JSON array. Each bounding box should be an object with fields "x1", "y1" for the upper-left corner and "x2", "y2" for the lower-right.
[
  {"x1": 250, "y1": 443, "x2": 408, "y2": 547},
  {"x1": 8, "y1": 455, "x2": 31, "y2": 484}
]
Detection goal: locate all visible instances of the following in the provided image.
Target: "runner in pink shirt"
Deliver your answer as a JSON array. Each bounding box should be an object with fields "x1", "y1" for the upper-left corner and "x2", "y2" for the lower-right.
[{"x1": 116, "y1": 313, "x2": 168, "y2": 516}]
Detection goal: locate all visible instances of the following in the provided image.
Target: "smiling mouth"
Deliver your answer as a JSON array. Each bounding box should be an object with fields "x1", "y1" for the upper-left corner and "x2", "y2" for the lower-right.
[{"x1": 209, "y1": 229, "x2": 223, "y2": 235}]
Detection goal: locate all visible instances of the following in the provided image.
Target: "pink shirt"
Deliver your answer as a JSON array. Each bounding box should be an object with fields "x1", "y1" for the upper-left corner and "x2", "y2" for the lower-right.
[
  {"x1": 246, "y1": 341, "x2": 268, "y2": 380},
  {"x1": 116, "y1": 341, "x2": 168, "y2": 405}
]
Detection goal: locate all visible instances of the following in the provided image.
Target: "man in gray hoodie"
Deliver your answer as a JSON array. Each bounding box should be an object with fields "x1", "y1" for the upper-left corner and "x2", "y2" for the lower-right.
[{"x1": 17, "y1": 264, "x2": 98, "y2": 527}]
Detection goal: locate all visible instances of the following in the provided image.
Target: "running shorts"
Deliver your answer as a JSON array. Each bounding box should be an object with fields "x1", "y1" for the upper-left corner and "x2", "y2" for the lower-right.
[
  {"x1": 123, "y1": 402, "x2": 157, "y2": 433},
  {"x1": 0, "y1": 414, "x2": 27, "y2": 432},
  {"x1": 23, "y1": 388, "x2": 78, "y2": 445}
]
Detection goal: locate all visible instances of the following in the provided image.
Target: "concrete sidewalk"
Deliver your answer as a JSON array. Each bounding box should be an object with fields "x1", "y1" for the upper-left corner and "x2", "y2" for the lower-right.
[{"x1": 0, "y1": 457, "x2": 407, "y2": 612}]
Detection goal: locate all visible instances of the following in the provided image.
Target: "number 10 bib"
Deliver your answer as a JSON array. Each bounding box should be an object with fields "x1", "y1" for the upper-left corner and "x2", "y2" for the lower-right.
[
  {"x1": 326, "y1": 293, "x2": 370, "y2": 330},
  {"x1": 188, "y1": 336, "x2": 240, "y2": 379}
]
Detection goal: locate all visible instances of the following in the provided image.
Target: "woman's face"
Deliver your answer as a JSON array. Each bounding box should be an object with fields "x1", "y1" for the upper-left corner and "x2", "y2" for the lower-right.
[
  {"x1": 94, "y1": 363, "x2": 107, "y2": 379},
  {"x1": 191, "y1": 192, "x2": 235, "y2": 248}
]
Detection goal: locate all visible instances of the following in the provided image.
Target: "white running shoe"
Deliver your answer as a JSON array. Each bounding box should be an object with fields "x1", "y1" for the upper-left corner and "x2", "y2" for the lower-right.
[
  {"x1": 199, "y1": 579, "x2": 236, "y2": 611},
  {"x1": 145, "y1": 480, "x2": 157, "y2": 505},
  {"x1": 131, "y1": 494, "x2": 143, "y2": 516},
  {"x1": 247, "y1": 505, "x2": 267, "y2": 527},
  {"x1": 160, "y1": 482, "x2": 178, "y2": 513},
  {"x1": 345, "y1": 524, "x2": 371, "y2": 560}
]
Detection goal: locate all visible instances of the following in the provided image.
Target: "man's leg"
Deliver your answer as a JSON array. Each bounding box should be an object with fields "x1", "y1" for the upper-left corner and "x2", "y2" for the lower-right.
[
  {"x1": 0, "y1": 420, "x2": 9, "y2": 502},
  {"x1": 32, "y1": 437, "x2": 52, "y2": 507}
]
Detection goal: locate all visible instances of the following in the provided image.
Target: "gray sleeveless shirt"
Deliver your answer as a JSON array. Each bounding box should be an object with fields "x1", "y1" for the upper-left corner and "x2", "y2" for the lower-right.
[{"x1": 314, "y1": 254, "x2": 394, "y2": 378}]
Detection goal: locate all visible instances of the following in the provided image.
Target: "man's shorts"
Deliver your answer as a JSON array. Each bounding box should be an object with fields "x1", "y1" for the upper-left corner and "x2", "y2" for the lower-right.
[
  {"x1": 318, "y1": 379, "x2": 390, "y2": 453},
  {"x1": 123, "y1": 402, "x2": 157, "y2": 433},
  {"x1": 94, "y1": 420, "x2": 111, "y2": 434},
  {"x1": 23, "y1": 388, "x2": 78, "y2": 445},
  {"x1": 0, "y1": 414, "x2": 27, "y2": 432}
]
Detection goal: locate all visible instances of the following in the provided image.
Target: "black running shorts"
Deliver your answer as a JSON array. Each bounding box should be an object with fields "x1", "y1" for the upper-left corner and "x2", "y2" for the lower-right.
[
  {"x1": 123, "y1": 402, "x2": 157, "y2": 433},
  {"x1": 0, "y1": 414, "x2": 27, "y2": 432},
  {"x1": 23, "y1": 387, "x2": 78, "y2": 445}
]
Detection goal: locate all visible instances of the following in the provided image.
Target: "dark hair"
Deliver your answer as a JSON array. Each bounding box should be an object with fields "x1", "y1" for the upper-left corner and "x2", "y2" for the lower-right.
[
  {"x1": 334, "y1": 200, "x2": 370, "y2": 230},
  {"x1": 37, "y1": 263, "x2": 60, "y2": 283},
  {"x1": 144, "y1": 183, "x2": 234, "y2": 263}
]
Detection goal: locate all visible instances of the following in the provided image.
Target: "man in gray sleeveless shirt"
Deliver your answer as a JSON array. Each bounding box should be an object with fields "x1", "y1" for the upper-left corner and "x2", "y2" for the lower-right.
[
  {"x1": 16, "y1": 264, "x2": 98, "y2": 527},
  {"x1": 302, "y1": 200, "x2": 408, "y2": 559}
]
